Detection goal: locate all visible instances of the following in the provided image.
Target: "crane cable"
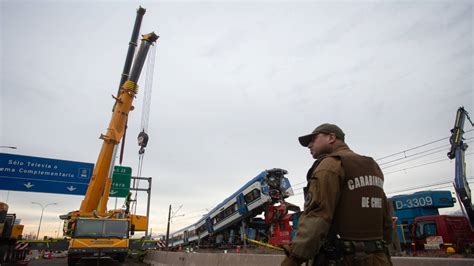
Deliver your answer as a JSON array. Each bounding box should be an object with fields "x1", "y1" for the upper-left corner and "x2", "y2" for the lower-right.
[{"x1": 132, "y1": 43, "x2": 157, "y2": 215}]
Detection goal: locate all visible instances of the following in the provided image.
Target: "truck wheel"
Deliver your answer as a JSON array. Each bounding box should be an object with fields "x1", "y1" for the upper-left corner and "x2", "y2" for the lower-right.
[
  {"x1": 68, "y1": 257, "x2": 78, "y2": 266},
  {"x1": 117, "y1": 254, "x2": 126, "y2": 263}
]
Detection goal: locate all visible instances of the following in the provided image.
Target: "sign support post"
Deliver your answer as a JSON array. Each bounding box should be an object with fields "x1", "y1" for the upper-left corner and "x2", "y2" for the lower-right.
[{"x1": 130, "y1": 176, "x2": 152, "y2": 237}]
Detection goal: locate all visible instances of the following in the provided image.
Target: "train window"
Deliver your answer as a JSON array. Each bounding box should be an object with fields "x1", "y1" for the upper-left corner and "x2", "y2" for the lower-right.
[
  {"x1": 213, "y1": 202, "x2": 242, "y2": 226},
  {"x1": 245, "y1": 189, "x2": 261, "y2": 204},
  {"x1": 213, "y1": 207, "x2": 235, "y2": 225},
  {"x1": 214, "y1": 214, "x2": 222, "y2": 224},
  {"x1": 224, "y1": 206, "x2": 232, "y2": 217},
  {"x1": 197, "y1": 224, "x2": 206, "y2": 234},
  {"x1": 244, "y1": 192, "x2": 253, "y2": 203},
  {"x1": 253, "y1": 189, "x2": 260, "y2": 198},
  {"x1": 223, "y1": 203, "x2": 237, "y2": 218}
]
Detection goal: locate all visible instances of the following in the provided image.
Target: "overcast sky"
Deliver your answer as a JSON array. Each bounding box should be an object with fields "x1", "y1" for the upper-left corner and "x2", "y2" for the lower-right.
[{"x1": 1, "y1": 0, "x2": 473, "y2": 239}]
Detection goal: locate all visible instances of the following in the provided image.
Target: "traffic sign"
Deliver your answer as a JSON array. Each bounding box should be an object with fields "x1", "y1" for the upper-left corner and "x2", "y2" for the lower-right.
[
  {"x1": 110, "y1": 166, "x2": 132, "y2": 198},
  {"x1": 0, "y1": 153, "x2": 94, "y2": 195}
]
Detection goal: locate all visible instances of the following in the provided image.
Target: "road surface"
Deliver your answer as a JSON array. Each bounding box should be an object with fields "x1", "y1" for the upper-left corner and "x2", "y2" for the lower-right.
[{"x1": 28, "y1": 257, "x2": 149, "y2": 266}]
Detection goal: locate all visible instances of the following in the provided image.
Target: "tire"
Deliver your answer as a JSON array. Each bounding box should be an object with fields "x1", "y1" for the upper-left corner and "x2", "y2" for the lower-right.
[
  {"x1": 117, "y1": 254, "x2": 126, "y2": 263},
  {"x1": 67, "y1": 257, "x2": 78, "y2": 266}
]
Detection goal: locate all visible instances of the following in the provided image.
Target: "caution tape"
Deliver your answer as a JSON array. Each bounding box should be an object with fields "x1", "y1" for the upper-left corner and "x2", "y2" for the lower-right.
[{"x1": 244, "y1": 237, "x2": 284, "y2": 251}]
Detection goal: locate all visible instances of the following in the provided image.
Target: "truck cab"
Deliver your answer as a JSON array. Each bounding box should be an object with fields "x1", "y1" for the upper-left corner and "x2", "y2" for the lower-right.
[
  {"x1": 411, "y1": 215, "x2": 474, "y2": 253},
  {"x1": 390, "y1": 190, "x2": 455, "y2": 249},
  {"x1": 67, "y1": 218, "x2": 129, "y2": 265}
]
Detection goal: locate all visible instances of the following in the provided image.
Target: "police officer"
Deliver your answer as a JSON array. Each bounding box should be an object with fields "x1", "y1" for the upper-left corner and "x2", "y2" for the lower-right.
[{"x1": 282, "y1": 123, "x2": 393, "y2": 266}]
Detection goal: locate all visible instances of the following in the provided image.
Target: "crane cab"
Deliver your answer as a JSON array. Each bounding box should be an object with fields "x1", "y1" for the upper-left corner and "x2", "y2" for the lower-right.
[{"x1": 67, "y1": 217, "x2": 129, "y2": 265}]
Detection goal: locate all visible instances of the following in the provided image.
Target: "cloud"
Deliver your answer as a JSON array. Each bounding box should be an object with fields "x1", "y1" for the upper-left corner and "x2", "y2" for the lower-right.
[{"x1": 1, "y1": 1, "x2": 473, "y2": 237}]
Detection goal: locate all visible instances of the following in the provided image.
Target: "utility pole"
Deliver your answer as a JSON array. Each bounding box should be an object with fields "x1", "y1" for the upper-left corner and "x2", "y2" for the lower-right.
[
  {"x1": 165, "y1": 205, "x2": 171, "y2": 248},
  {"x1": 165, "y1": 204, "x2": 183, "y2": 248}
]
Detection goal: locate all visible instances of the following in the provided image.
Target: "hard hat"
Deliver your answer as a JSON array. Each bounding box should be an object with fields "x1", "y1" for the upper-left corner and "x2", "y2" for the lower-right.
[{"x1": 446, "y1": 247, "x2": 456, "y2": 254}]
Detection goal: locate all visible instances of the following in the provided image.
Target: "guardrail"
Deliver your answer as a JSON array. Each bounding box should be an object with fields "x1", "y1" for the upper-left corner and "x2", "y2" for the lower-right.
[{"x1": 145, "y1": 251, "x2": 474, "y2": 266}]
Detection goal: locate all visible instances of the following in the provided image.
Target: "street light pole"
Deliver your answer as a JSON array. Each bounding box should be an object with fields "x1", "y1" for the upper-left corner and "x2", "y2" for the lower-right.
[
  {"x1": 1, "y1": 146, "x2": 18, "y2": 203},
  {"x1": 57, "y1": 220, "x2": 62, "y2": 238},
  {"x1": 31, "y1": 202, "x2": 57, "y2": 240}
]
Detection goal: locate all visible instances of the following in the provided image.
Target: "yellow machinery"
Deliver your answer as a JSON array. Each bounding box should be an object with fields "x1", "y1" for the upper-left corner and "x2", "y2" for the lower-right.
[
  {"x1": 0, "y1": 202, "x2": 25, "y2": 264},
  {"x1": 60, "y1": 7, "x2": 158, "y2": 265}
]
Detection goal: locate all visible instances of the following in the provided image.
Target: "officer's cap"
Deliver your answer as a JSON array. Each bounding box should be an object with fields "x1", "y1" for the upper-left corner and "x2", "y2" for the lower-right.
[{"x1": 298, "y1": 123, "x2": 345, "y2": 147}]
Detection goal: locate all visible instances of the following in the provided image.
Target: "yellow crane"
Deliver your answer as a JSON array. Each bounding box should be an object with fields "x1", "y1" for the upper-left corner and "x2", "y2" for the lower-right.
[{"x1": 59, "y1": 7, "x2": 158, "y2": 265}]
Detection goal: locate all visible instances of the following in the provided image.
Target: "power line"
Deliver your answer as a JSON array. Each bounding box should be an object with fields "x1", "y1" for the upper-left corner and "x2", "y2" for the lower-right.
[
  {"x1": 384, "y1": 158, "x2": 446, "y2": 175},
  {"x1": 173, "y1": 213, "x2": 207, "y2": 223},
  {"x1": 384, "y1": 152, "x2": 473, "y2": 176},
  {"x1": 171, "y1": 205, "x2": 183, "y2": 218},
  {"x1": 375, "y1": 129, "x2": 473, "y2": 161},
  {"x1": 292, "y1": 183, "x2": 308, "y2": 191},
  {"x1": 293, "y1": 146, "x2": 452, "y2": 191},
  {"x1": 383, "y1": 154, "x2": 448, "y2": 171},
  {"x1": 376, "y1": 137, "x2": 449, "y2": 161},
  {"x1": 292, "y1": 181, "x2": 306, "y2": 187},
  {"x1": 386, "y1": 178, "x2": 474, "y2": 195},
  {"x1": 291, "y1": 177, "x2": 474, "y2": 198},
  {"x1": 182, "y1": 208, "x2": 210, "y2": 215},
  {"x1": 292, "y1": 135, "x2": 473, "y2": 187},
  {"x1": 293, "y1": 147, "x2": 467, "y2": 183},
  {"x1": 291, "y1": 135, "x2": 473, "y2": 191},
  {"x1": 379, "y1": 144, "x2": 449, "y2": 167},
  {"x1": 293, "y1": 191, "x2": 304, "y2": 196},
  {"x1": 381, "y1": 140, "x2": 473, "y2": 170}
]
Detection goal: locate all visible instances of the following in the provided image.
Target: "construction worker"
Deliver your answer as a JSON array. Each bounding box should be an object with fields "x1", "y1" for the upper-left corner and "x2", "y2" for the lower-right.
[{"x1": 282, "y1": 123, "x2": 393, "y2": 266}]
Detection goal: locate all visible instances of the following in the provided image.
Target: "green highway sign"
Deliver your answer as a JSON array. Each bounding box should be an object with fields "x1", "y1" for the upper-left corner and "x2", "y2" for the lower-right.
[{"x1": 110, "y1": 166, "x2": 132, "y2": 198}]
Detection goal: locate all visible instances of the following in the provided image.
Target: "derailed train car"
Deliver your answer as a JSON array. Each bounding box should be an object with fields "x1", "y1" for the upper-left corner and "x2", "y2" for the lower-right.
[{"x1": 169, "y1": 168, "x2": 294, "y2": 248}]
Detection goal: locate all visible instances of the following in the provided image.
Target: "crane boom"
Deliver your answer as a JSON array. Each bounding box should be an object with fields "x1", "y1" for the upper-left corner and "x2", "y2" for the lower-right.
[
  {"x1": 448, "y1": 106, "x2": 474, "y2": 227},
  {"x1": 79, "y1": 32, "x2": 159, "y2": 214},
  {"x1": 60, "y1": 8, "x2": 158, "y2": 265}
]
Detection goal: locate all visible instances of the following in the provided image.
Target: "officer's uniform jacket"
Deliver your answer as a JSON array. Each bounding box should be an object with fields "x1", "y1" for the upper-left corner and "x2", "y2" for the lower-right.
[{"x1": 289, "y1": 143, "x2": 393, "y2": 260}]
